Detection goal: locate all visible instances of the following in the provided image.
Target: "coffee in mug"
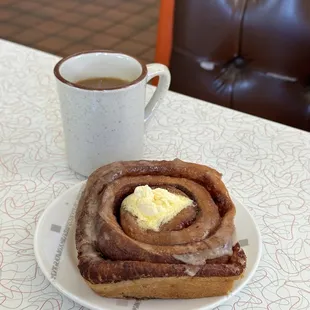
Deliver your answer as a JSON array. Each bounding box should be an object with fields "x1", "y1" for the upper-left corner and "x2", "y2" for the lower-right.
[{"x1": 75, "y1": 77, "x2": 130, "y2": 89}]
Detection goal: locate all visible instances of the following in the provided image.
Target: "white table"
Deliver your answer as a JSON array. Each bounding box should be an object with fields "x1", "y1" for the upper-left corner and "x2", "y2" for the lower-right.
[{"x1": 1, "y1": 39, "x2": 310, "y2": 310}]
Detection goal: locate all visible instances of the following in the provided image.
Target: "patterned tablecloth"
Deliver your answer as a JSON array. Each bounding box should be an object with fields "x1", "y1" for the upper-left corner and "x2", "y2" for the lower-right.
[{"x1": 0, "y1": 39, "x2": 310, "y2": 310}]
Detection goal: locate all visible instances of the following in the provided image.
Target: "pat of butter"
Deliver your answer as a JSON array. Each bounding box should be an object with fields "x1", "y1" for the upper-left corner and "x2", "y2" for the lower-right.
[{"x1": 121, "y1": 185, "x2": 192, "y2": 231}]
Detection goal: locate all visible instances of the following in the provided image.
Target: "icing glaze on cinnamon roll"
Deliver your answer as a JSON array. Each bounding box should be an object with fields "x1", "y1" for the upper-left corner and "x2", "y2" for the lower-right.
[{"x1": 121, "y1": 185, "x2": 193, "y2": 231}]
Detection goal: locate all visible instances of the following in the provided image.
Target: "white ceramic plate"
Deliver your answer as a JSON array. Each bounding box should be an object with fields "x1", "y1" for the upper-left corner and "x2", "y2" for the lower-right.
[{"x1": 34, "y1": 181, "x2": 261, "y2": 310}]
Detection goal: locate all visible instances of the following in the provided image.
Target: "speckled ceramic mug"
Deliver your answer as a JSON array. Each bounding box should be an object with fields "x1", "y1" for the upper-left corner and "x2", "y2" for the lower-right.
[{"x1": 54, "y1": 50, "x2": 170, "y2": 177}]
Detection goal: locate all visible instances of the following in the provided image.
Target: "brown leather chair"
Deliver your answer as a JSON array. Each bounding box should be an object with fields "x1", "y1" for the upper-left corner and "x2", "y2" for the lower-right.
[{"x1": 157, "y1": 0, "x2": 310, "y2": 131}]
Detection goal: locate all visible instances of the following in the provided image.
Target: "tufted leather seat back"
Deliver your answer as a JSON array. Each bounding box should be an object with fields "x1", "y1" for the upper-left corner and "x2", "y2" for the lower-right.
[{"x1": 169, "y1": 0, "x2": 310, "y2": 131}]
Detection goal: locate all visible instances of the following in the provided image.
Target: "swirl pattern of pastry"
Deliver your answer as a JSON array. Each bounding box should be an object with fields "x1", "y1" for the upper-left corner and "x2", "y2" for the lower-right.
[{"x1": 75, "y1": 159, "x2": 246, "y2": 299}]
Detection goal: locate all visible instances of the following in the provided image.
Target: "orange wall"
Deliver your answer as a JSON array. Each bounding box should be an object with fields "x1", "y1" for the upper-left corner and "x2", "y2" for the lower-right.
[{"x1": 155, "y1": 0, "x2": 175, "y2": 66}]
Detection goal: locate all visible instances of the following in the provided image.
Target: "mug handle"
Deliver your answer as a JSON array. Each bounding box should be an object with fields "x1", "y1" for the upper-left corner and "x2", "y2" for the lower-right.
[{"x1": 144, "y1": 63, "x2": 171, "y2": 122}]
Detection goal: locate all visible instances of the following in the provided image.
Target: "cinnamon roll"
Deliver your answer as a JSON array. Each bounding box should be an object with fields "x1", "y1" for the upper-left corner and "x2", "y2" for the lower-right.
[{"x1": 75, "y1": 159, "x2": 246, "y2": 299}]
